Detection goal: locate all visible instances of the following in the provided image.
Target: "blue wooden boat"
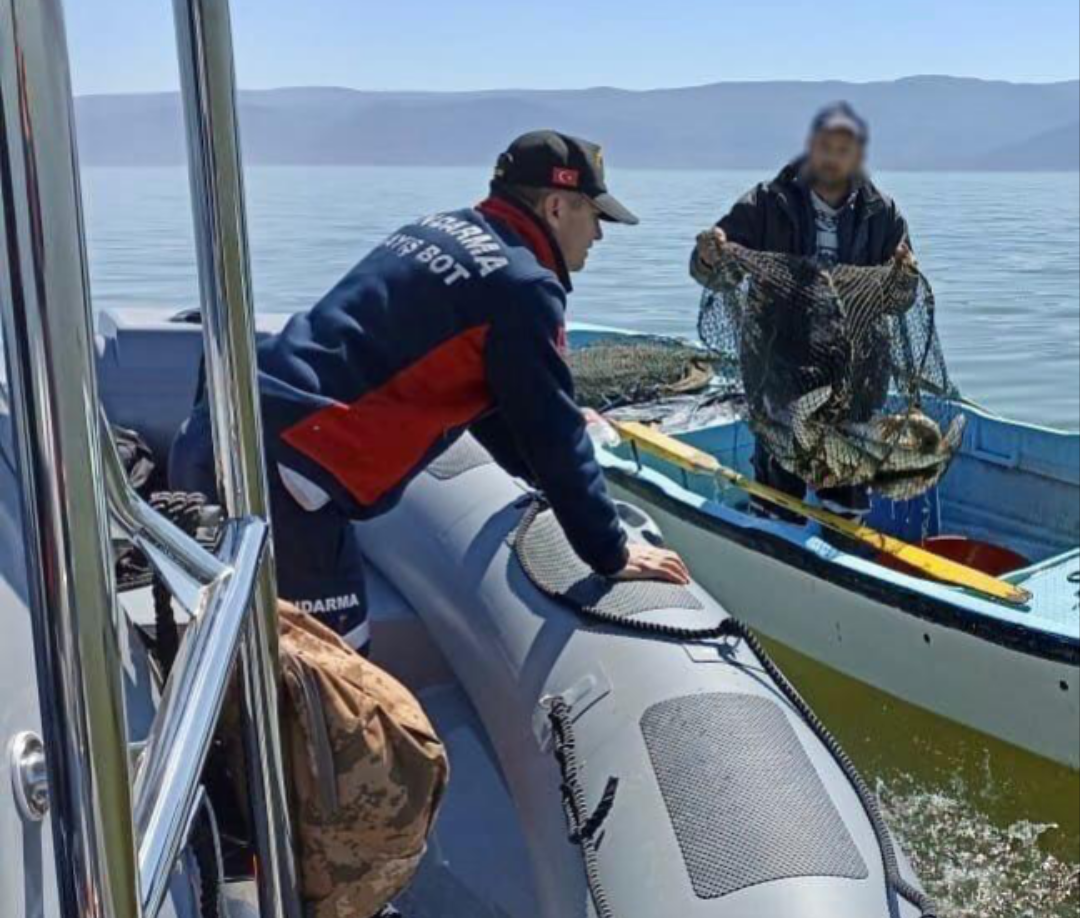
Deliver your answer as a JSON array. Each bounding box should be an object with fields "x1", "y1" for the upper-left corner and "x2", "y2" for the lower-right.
[{"x1": 572, "y1": 324, "x2": 1080, "y2": 769}]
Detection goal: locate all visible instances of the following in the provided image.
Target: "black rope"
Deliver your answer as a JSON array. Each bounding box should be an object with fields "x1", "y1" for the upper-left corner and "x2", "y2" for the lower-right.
[
  {"x1": 545, "y1": 696, "x2": 619, "y2": 918},
  {"x1": 131, "y1": 490, "x2": 225, "y2": 918},
  {"x1": 147, "y1": 491, "x2": 212, "y2": 675},
  {"x1": 190, "y1": 807, "x2": 223, "y2": 918},
  {"x1": 517, "y1": 497, "x2": 939, "y2": 918}
]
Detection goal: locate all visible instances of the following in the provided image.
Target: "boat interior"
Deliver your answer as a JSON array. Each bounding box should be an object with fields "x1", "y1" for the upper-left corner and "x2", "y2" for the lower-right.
[
  {"x1": 116, "y1": 570, "x2": 541, "y2": 918},
  {"x1": 571, "y1": 327, "x2": 1080, "y2": 636},
  {"x1": 94, "y1": 309, "x2": 541, "y2": 917}
]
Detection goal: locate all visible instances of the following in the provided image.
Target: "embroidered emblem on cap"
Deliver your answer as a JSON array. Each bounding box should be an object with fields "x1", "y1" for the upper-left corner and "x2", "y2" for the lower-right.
[{"x1": 552, "y1": 167, "x2": 580, "y2": 188}]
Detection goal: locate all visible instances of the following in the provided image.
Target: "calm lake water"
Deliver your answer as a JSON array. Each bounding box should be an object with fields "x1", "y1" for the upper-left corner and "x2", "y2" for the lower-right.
[
  {"x1": 81, "y1": 165, "x2": 1080, "y2": 916},
  {"x1": 83, "y1": 165, "x2": 1080, "y2": 430}
]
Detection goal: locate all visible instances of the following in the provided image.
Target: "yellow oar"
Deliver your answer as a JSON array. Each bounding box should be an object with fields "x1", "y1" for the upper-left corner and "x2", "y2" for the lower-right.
[{"x1": 612, "y1": 420, "x2": 1031, "y2": 606}]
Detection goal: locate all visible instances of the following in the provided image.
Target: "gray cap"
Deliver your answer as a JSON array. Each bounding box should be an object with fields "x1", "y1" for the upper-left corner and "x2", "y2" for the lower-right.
[{"x1": 811, "y1": 102, "x2": 869, "y2": 144}]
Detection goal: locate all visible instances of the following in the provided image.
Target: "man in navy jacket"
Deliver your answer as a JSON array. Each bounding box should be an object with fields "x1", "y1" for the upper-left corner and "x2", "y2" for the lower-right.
[{"x1": 172, "y1": 131, "x2": 689, "y2": 650}]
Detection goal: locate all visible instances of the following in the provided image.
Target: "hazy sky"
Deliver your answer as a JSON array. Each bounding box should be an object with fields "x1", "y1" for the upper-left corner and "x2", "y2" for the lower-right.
[{"x1": 66, "y1": 0, "x2": 1080, "y2": 96}]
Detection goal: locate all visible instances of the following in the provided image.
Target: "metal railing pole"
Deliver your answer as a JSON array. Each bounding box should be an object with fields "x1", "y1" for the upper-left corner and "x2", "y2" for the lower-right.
[
  {"x1": 171, "y1": 2, "x2": 301, "y2": 916},
  {"x1": 132, "y1": 518, "x2": 269, "y2": 918},
  {"x1": 0, "y1": 1, "x2": 139, "y2": 916}
]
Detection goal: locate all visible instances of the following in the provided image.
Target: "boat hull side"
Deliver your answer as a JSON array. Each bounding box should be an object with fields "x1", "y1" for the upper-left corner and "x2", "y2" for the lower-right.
[{"x1": 606, "y1": 472, "x2": 1080, "y2": 770}]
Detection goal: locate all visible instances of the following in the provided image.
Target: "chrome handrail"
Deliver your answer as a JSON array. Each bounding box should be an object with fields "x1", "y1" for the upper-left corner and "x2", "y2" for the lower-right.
[
  {"x1": 100, "y1": 424, "x2": 270, "y2": 917},
  {"x1": 0, "y1": 2, "x2": 141, "y2": 917},
  {"x1": 133, "y1": 515, "x2": 268, "y2": 917},
  {"x1": 172, "y1": 0, "x2": 300, "y2": 915},
  {"x1": 1, "y1": 0, "x2": 300, "y2": 917}
]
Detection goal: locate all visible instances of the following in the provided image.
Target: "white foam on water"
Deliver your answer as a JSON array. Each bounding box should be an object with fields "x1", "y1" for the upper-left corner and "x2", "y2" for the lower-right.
[{"x1": 879, "y1": 774, "x2": 1080, "y2": 918}]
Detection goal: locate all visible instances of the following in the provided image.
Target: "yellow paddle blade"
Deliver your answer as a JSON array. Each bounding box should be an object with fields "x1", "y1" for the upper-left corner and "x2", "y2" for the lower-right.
[{"x1": 612, "y1": 421, "x2": 1031, "y2": 606}]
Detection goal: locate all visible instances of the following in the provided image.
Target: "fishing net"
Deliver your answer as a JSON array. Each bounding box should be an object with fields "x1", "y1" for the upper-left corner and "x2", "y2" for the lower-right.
[
  {"x1": 568, "y1": 337, "x2": 720, "y2": 412},
  {"x1": 697, "y1": 243, "x2": 964, "y2": 501}
]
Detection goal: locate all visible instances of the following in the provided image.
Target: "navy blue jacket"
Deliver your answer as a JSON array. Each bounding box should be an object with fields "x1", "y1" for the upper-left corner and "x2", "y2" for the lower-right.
[{"x1": 257, "y1": 195, "x2": 629, "y2": 575}]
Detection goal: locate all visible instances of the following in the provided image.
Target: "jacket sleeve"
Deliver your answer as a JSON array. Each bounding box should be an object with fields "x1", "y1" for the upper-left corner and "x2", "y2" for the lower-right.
[
  {"x1": 882, "y1": 199, "x2": 912, "y2": 262},
  {"x1": 469, "y1": 412, "x2": 533, "y2": 482},
  {"x1": 690, "y1": 184, "x2": 766, "y2": 286},
  {"x1": 484, "y1": 279, "x2": 629, "y2": 576}
]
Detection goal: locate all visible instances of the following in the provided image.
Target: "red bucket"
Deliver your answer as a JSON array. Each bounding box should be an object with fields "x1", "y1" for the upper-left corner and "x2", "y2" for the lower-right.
[{"x1": 876, "y1": 536, "x2": 1030, "y2": 579}]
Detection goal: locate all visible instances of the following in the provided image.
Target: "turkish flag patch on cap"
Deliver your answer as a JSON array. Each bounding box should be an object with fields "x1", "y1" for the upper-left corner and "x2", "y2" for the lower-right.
[{"x1": 552, "y1": 167, "x2": 580, "y2": 188}]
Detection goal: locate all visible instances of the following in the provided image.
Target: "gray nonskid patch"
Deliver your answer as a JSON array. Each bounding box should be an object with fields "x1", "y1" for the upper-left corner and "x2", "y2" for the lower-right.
[
  {"x1": 641, "y1": 692, "x2": 869, "y2": 900},
  {"x1": 515, "y1": 505, "x2": 704, "y2": 619},
  {"x1": 426, "y1": 435, "x2": 495, "y2": 480}
]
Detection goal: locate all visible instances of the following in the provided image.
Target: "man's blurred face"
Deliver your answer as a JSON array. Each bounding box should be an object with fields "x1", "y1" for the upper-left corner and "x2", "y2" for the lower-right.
[{"x1": 807, "y1": 129, "x2": 865, "y2": 187}]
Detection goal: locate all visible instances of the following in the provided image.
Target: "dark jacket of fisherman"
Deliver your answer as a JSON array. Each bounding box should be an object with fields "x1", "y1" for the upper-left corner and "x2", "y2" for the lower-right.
[{"x1": 690, "y1": 157, "x2": 910, "y2": 283}]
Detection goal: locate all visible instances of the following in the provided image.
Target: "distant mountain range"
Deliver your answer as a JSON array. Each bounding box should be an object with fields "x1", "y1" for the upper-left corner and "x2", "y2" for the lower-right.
[{"x1": 75, "y1": 77, "x2": 1080, "y2": 172}]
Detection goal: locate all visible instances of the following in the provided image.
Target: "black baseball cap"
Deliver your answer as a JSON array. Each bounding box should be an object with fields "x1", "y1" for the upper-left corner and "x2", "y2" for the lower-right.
[
  {"x1": 811, "y1": 102, "x2": 870, "y2": 144},
  {"x1": 493, "y1": 130, "x2": 640, "y2": 225}
]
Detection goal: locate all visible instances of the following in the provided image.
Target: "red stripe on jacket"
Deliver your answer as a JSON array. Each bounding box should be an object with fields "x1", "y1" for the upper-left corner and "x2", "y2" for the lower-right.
[{"x1": 281, "y1": 325, "x2": 493, "y2": 506}]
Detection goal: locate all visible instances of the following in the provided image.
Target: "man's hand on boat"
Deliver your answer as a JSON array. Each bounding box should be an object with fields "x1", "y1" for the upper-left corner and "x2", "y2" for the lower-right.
[
  {"x1": 614, "y1": 543, "x2": 692, "y2": 585},
  {"x1": 695, "y1": 227, "x2": 727, "y2": 270}
]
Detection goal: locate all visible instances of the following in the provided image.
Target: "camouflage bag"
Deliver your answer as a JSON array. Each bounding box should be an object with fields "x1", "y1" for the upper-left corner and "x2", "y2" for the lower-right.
[{"x1": 278, "y1": 603, "x2": 449, "y2": 918}]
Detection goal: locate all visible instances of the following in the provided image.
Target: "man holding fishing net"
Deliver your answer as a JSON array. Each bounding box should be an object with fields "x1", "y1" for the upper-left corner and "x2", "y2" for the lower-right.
[{"x1": 688, "y1": 102, "x2": 945, "y2": 521}]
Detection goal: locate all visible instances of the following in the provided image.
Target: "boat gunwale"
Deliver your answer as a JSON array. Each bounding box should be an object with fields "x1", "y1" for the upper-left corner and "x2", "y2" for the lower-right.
[{"x1": 604, "y1": 464, "x2": 1080, "y2": 667}]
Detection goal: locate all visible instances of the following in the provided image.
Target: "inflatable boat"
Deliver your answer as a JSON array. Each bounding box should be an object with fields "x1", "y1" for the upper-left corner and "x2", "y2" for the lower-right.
[
  {"x1": 570, "y1": 324, "x2": 1080, "y2": 770},
  {"x1": 360, "y1": 435, "x2": 933, "y2": 917},
  {"x1": 95, "y1": 307, "x2": 933, "y2": 917}
]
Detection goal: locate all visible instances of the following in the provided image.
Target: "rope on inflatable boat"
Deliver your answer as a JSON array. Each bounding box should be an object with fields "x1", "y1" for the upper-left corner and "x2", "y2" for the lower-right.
[
  {"x1": 517, "y1": 496, "x2": 939, "y2": 918},
  {"x1": 514, "y1": 498, "x2": 732, "y2": 642},
  {"x1": 544, "y1": 695, "x2": 619, "y2": 918}
]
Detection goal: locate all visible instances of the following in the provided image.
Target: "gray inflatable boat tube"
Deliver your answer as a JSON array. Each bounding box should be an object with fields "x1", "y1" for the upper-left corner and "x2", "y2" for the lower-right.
[{"x1": 356, "y1": 437, "x2": 929, "y2": 918}]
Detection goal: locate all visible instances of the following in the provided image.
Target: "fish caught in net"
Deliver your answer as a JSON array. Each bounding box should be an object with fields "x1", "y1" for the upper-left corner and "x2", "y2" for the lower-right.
[
  {"x1": 698, "y1": 243, "x2": 964, "y2": 501},
  {"x1": 568, "y1": 338, "x2": 720, "y2": 411}
]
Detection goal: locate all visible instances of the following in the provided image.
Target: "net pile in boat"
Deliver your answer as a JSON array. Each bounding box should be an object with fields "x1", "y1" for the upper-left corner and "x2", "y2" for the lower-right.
[
  {"x1": 698, "y1": 243, "x2": 964, "y2": 500},
  {"x1": 568, "y1": 338, "x2": 721, "y2": 412}
]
